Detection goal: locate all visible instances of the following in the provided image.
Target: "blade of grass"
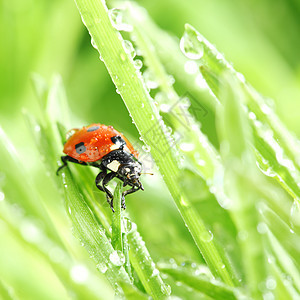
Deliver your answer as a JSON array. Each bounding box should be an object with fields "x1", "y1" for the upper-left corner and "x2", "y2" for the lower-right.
[
  {"x1": 35, "y1": 78, "x2": 167, "y2": 299},
  {"x1": 159, "y1": 265, "x2": 239, "y2": 300},
  {"x1": 0, "y1": 206, "x2": 102, "y2": 300},
  {"x1": 112, "y1": 182, "x2": 123, "y2": 251},
  {"x1": 73, "y1": 0, "x2": 235, "y2": 286},
  {"x1": 183, "y1": 24, "x2": 300, "y2": 202},
  {"x1": 0, "y1": 279, "x2": 17, "y2": 300},
  {"x1": 61, "y1": 167, "x2": 133, "y2": 295},
  {"x1": 126, "y1": 220, "x2": 171, "y2": 298},
  {"x1": 217, "y1": 73, "x2": 267, "y2": 299}
]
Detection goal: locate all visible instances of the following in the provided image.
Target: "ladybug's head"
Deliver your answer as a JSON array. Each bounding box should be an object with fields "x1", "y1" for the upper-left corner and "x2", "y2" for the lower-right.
[{"x1": 118, "y1": 160, "x2": 143, "y2": 189}]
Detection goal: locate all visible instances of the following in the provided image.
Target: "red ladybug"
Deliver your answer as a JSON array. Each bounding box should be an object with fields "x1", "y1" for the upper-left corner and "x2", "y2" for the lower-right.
[{"x1": 57, "y1": 123, "x2": 143, "y2": 211}]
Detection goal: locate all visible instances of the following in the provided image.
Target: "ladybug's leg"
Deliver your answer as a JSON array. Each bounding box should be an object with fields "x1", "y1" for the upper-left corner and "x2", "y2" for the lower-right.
[
  {"x1": 121, "y1": 184, "x2": 143, "y2": 210},
  {"x1": 102, "y1": 172, "x2": 116, "y2": 212},
  {"x1": 96, "y1": 171, "x2": 114, "y2": 211},
  {"x1": 56, "y1": 155, "x2": 87, "y2": 175},
  {"x1": 95, "y1": 171, "x2": 106, "y2": 193}
]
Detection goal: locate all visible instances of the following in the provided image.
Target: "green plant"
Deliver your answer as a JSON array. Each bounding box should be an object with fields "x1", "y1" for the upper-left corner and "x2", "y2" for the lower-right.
[{"x1": 1, "y1": 0, "x2": 300, "y2": 299}]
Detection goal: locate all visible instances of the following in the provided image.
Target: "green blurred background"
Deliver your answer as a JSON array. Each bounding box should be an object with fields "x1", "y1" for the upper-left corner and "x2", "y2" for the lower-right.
[{"x1": 1, "y1": 0, "x2": 300, "y2": 299}]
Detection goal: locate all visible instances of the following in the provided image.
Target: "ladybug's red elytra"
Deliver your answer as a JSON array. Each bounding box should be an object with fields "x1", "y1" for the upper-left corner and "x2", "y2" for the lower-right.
[{"x1": 56, "y1": 123, "x2": 143, "y2": 211}]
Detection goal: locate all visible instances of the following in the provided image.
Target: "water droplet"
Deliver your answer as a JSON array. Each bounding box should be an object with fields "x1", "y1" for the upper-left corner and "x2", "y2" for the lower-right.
[
  {"x1": 263, "y1": 292, "x2": 275, "y2": 300},
  {"x1": 143, "y1": 69, "x2": 159, "y2": 89},
  {"x1": 184, "y1": 60, "x2": 198, "y2": 74},
  {"x1": 91, "y1": 37, "x2": 98, "y2": 49},
  {"x1": 159, "y1": 103, "x2": 170, "y2": 112},
  {"x1": 120, "y1": 53, "x2": 126, "y2": 61},
  {"x1": 96, "y1": 263, "x2": 108, "y2": 274},
  {"x1": 257, "y1": 222, "x2": 268, "y2": 234},
  {"x1": 248, "y1": 112, "x2": 256, "y2": 120},
  {"x1": 180, "y1": 196, "x2": 190, "y2": 207},
  {"x1": 161, "y1": 283, "x2": 171, "y2": 296},
  {"x1": 110, "y1": 250, "x2": 125, "y2": 266},
  {"x1": 122, "y1": 40, "x2": 136, "y2": 58},
  {"x1": 266, "y1": 276, "x2": 277, "y2": 290},
  {"x1": 168, "y1": 75, "x2": 175, "y2": 85},
  {"x1": 34, "y1": 125, "x2": 41, "y2": 132},
  {"x1": 237, "y1": 230, "x2": 248, "y2": 241},
  {"x1": 195, "y1": 74, "x2": 208, "y2": 88},
  {"x1": 200, "y1": 229, "x2": 213, "y2": 242},
  {"x1": 197, "y1": 159, "x2": 206, "y2": 166},
  {"x1": 108, "y1": 8, "x2": 133, "y2": 32},
  {"x1": 134, "y1": 59, "x2": 143, "y2": 69},
  {"x1": 68, "y1": 206, "x2": 72, "y2": 215},
  {"x1": 290, "y1": 200, "x2": 300, "y2": 228},
  {"x1": 236, "y1": 72, "x2": 246, "y2": 83},
  {"x1": 151, "y1": 268, "x2": 159, "y2": 277},
  {"x1": 70, "y1": 265, "x2": 89, "y2": 283},
  {"x1": 123, "y1": 217, "x2": 133, "y2": 233},
  {"x1": 180, "y1": 29, "x2": 204, "y2": 60},
  {"x1": 0, "y1": 191, "x2": 5, "y2": 202},
  {"x1": 20, "y1": 220, "x2": 42, "y2": 243},
  {"x1": 179, "y1": 142, "x2": 195, "y2": 152},
  {"x1": 256, "y1": 161, "x2": 276, "y2": 178},
  {"x1": 261, "y1": 104, "x2": 272, "y2": 115}
]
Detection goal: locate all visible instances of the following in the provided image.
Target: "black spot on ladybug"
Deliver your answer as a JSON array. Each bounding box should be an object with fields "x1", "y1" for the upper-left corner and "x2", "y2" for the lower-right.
[
  {"x1": 87, "y1": 125, "x2": 100, "y2": 132},
  {"x1": 111, "y1": 135, "x2": 126, "y2": 148},
  {"x1": 75, "y1": 142, "x2": 86, "y2": 154}
]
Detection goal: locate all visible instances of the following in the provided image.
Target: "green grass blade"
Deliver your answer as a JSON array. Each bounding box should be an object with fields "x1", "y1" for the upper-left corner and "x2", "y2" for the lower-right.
[
  {"x1": 73, "y1": 0, "x2": 236, "y2": 286},
  {"x1": 127, "y1": 221, "x2": 170, "y2": 299},
  {"x1": 160, "y1": 265, "x2": 239, "y2": 300},
  {"x1": 61, "y1": 167, "x2": 133, "y2": 295},
  {"x1": 111, "y1": 182, "x2": 123, "y2": 251},
  {"x1": 217, "y1": 74, "x2": 267, "y2": 299},
  {"x1": 183, "y1": 24, "x2": 300, "y2": 202}
]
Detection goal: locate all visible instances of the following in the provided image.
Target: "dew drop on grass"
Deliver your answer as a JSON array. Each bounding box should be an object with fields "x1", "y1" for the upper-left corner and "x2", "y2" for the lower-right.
[
  {"x1": 256, "y1": 160, "x2": 276, "y2": 178},
  {"x1": 161, "y1": 283, "x2": 171, "y2": 296},
  {"x1": 151, "y1": 268, "x2": 159, "y2": 277},
  {"x1": 248, "y1": 111, "x2": 256, "y2": 120},
  {"x1": 108, "y1": 8, "x2": 133, "y2": 32},
  {"x1": 122, "y1": 40, "x2": 136, "y2": 58},
  {"x1": 159, "y1": 103, "x2": 170, "y2": 112},
  {"x1": 0, "y1": 191, "x2": 5, "y2": 202},
  {"x1": 266, "y1": 276, "x2": 277, "y2": 290},
  {"x1": 236, "y1": 72, "x2": 246, "y2": 83},
  {"x1": 263, "y1": 292, "x2": 275, "y2": 300},
  {"x1": 96, "y1": 263, "x2": 108, "y2": 274},
  {"x1": 184, "y1": 60, "x2": 198, "y2": 74},
  {"x1": 180, "y1": 30, "x2": 204, "y2": 60},
  {"x1": 195, "y1": 74, "x2": 208, "y2": 89},
  {"x1": 91, "y1": 38, "x2": 98, "y2": 50},
  {"x1": 133, "y1": 59, "x2": 143, "y2": 69},
  {"x1": 70, "y1": 265, "x2": 89, "y2": 283},
  {"x1": 109, "y1": 250, "x2": 125, "y2": 266},
  {"x1": 179, "y1": 142, "x2": 195, "y2": 152},
  {"x1": 123, "y1": 217, "x2": 132, "y2": 233},
  {"x1": 290, "y1": 200, "x2": 300, "y2": 228},
  {"x1": 200, "y1": 229, "x2": 213, "y2": 242},
  {"x1": 257, "y1": 222, "x2": 268, "y2": 234},
  {"x1": 143, "y1": 69, "x2": 159, "y2": 89},
  {"x1": 168, "y1": 75, "x2": 175, "y2": 85}
]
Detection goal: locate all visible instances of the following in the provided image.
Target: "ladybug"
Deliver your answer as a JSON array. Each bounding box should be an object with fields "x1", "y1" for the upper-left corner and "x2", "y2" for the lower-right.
[{"x1": 56, "y1": 123, "x2": 143, "y2": 211}]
